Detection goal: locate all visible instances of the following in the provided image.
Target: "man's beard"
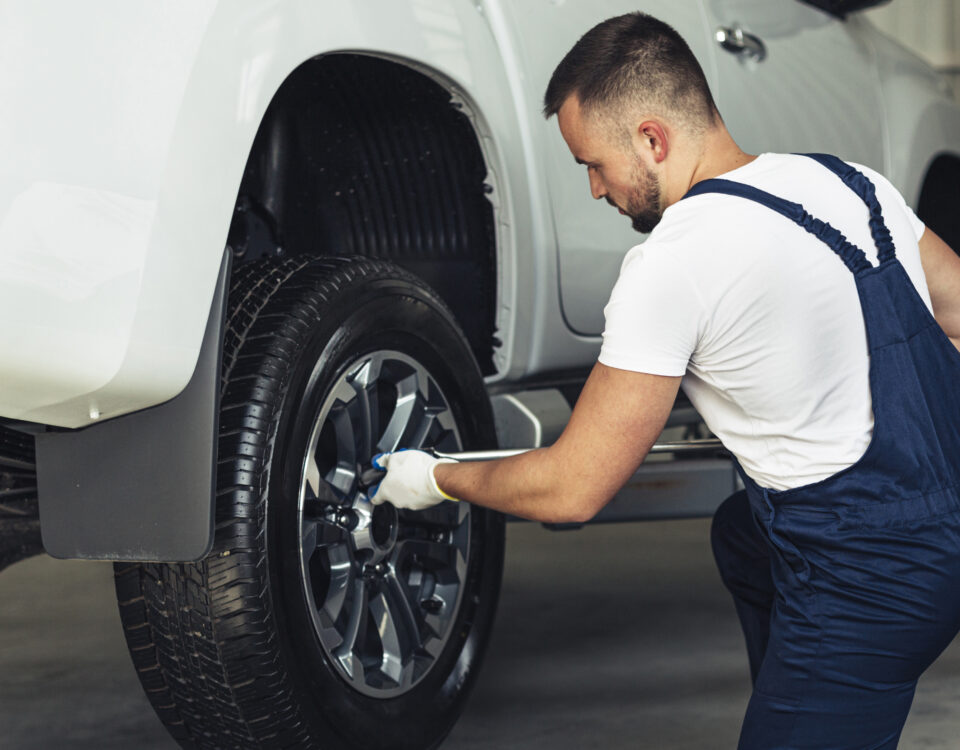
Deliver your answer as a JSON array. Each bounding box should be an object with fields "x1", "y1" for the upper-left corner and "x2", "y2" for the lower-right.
[{"x1": 625, "y1": 159, "x2": 663, "y2": 234}]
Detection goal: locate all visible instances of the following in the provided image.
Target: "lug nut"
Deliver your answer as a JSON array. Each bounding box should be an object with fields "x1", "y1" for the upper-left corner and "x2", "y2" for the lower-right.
[{"x1": 420, "y1": 599, "x2": 443, "y2": 614}]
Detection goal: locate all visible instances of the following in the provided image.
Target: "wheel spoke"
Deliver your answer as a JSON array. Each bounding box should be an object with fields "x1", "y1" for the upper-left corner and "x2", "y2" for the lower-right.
[
  {"x1": 430, "y1": 406, "x2": 462, "y2": 453},
  {"x1": 304, "y1": 454, "x2": 322, "y2": 500},
  {"x1": 376, "y1": 373, "x2": 420, "y2": 452},
  {"x1": 302, "y1": 520, "x2": 319, "y2": 560},
  {"x1": 322, "y1": 543, "x2": 353, "y2": 626},
  {"x1": 302, "y1": 515, "x2": 344, "y2": 560},
  {"x1": 454, "y1": 497, "x2": 470, "y2": 526},
  {"x1": 334, "y1": 576, "x2": 369, "y2": 683},
  {"x1": 303, "y1": 455, "x2": 340, "y2": 505},
  {"x1": 374, "y1": 570, "x2": 424, "y2": 687},
  {"x1": 348, "y1": 356, "x2": 383, "y2": 460},
  {"x1": 434, "y1": 405, "x2": 456, "y2": 433},
  {"x1": 453, "y1": 545, "x2": 467, "y2": 588},
  {"x1": 385, "y1": 569, "x2": 423, "y2": 655},
  {"x1": 407, "y1": 405, "x2": 444, "y2": 449},
  {"x1": 396, "y1": 537, "x2": 453, "y2": 571},
  {"x1": 327, "y1": 379, "x2": 360, "y2": 491}
]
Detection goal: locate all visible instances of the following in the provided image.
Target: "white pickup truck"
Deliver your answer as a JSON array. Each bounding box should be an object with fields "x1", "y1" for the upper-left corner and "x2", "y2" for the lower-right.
[{"x1": 2, "y1": 1, "x2": 959, "y2": 748}]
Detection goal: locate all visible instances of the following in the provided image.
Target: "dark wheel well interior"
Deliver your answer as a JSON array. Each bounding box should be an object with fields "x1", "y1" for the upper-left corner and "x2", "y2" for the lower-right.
[
  {"x1": 227, "y1": 54, "x2": 499, "y2": 374},
  {"x1": 917, "y1": 153, "x2": 960, "y2": 256}
]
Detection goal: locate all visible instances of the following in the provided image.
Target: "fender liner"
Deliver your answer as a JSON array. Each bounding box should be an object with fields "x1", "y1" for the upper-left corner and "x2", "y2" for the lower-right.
[{"x1": 36, "y1": 249, "x2": 231, "y2": 562}]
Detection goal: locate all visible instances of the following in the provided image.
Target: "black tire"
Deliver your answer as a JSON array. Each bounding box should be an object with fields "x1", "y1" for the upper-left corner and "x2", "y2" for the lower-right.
[{"x1": 114, "y1": 256, "x2": 504, "y2": 750}]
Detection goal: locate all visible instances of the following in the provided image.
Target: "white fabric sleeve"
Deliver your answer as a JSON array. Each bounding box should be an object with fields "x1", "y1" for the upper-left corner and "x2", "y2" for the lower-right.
[
  {"x1": 904, "y1": 202, "x2": 925, "y2": 241},
  {"x1": 853, "y1": 162, "x2": 925, "y2": 241},
  {"x1": 598, "y1": 246, "x2": 702, "y2": 377}
]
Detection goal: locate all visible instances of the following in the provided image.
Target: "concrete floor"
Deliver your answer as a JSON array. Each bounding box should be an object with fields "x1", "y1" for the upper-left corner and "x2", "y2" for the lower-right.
[{"x1": 2, "y1": 519, "x2": 959, "y2": 749}]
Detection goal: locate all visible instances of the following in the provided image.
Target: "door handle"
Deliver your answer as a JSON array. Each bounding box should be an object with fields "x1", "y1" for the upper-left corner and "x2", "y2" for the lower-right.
[{"x1": 715, "y1": 25, "x2": 767, "y2": 63}]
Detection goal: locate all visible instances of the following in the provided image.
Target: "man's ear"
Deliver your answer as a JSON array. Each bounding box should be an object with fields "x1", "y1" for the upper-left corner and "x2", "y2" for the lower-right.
[{"x1": 636, "y1": 120, "x2": 668, "y2": 164}]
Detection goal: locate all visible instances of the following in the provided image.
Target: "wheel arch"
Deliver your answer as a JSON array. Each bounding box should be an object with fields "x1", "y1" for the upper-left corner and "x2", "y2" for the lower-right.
[{"x1": 227, "y1": 53, "x2": 502, "y2": 376}]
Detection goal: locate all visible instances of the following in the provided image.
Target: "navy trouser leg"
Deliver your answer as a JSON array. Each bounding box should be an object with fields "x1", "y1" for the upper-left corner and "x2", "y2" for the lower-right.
[
  {"x1": 711, "y1": 490, "x2": 773, "y2": 684},
  {"x1": 736, "y1": 564, "x2": 918, "y2": 750},
  {"x1": 728, "y1": 505, "x2": 960, "y2": 749}
]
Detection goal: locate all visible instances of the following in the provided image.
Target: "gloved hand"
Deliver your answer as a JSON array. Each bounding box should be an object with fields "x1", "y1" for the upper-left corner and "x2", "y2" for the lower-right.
[{"x1": 369, "y1": 450, "x2": 459, "y2": 510}]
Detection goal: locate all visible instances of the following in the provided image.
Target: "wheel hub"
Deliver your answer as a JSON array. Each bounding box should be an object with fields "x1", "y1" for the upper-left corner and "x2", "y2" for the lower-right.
[{"x1": 346, "y1": 498, "x2": 398, "y2": 565}]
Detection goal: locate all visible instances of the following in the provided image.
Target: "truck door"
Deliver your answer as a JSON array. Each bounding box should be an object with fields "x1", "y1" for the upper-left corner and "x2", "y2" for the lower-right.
[
  {"x1": 701, "y1": 0, "x2": 886, "y2": 177},
  {"x1": 493, "y1": 0, "x2": 717, "y2": 336}
]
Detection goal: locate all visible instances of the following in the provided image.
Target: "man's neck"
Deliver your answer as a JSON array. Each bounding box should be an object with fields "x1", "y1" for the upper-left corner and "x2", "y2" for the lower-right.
[{"x1": 665, "y1": 126, "x2": 756, "y2": 209}]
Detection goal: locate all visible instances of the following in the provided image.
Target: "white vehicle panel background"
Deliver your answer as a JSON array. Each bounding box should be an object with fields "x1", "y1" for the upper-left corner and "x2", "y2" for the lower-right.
[
  {"x1": 505, "y1": 0, "x2": 717, "y2": 336},
  {"x1": 703, "y1": 2, "x2": 886, "y2": 190},
  {"x1": 1, "y1": 0, "x2": 958, "y2": 430},
  {"x1": 869, "y1": 28, "x2": 960, "y2": 207},
  {"x1": 0, "y1": 0, "x2": 590, "y2": 428},
  {"x1": 542, "y1": 0, "x2": 889, "y2": 335}
]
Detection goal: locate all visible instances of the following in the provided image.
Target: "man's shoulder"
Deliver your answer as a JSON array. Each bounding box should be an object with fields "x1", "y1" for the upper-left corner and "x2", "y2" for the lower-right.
[
  {"x1": 660, "y1": 152, "x2": 858, "y2": 238},
  {"x1": 653, "y1": 187, "x2": 763, "y2": 246},
  {"x1": 619, "y1": 205, "x2": 744, "y2": 286}
]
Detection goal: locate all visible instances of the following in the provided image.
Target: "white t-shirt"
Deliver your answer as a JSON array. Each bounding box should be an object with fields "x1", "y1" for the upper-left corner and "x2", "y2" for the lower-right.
[{"x1": 598, "y1": 153, "x2": 929, "y2": 490}]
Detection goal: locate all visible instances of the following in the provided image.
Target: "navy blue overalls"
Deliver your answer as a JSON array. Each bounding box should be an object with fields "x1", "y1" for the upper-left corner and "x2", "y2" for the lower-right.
[{"x1": 684, "y1": 154, "x2": 960, "y2": 749}]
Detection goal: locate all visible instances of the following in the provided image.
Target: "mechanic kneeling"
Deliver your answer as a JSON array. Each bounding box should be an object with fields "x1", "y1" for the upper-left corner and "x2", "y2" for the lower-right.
[{"x1": 372, "y1": 13, "x2": 960, "y2": 749}]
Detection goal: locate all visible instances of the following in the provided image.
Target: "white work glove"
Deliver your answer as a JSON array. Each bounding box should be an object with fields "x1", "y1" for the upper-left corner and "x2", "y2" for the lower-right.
[{"x1": 369, "y1": 450, "x2": 459, "y2": 511}]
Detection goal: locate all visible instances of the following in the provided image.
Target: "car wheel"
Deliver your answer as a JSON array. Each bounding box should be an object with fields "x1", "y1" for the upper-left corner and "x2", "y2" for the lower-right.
[{"x1": 114, "y1": 256, "x2": 504, "y2": 750}]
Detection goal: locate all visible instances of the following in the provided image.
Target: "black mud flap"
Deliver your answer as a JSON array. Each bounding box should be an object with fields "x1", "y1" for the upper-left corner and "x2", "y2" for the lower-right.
[{"x1": 35, "y1": 250, "x2": 230, "y2": 562}]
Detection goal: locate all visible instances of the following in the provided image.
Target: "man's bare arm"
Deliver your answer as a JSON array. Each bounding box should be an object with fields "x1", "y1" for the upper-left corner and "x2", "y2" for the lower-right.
[
  {"x1": 434, "y1": 363, "x2": 681, "y2": 523},
  {"x1": 918, "y1": 227, "x2": 960, "y2": 350}
]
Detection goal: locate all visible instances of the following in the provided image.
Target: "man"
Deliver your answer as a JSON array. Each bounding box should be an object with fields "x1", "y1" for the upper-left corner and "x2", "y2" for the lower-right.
[{"x1": 372, "y1": 12, "x2": 960, "y2": 748}]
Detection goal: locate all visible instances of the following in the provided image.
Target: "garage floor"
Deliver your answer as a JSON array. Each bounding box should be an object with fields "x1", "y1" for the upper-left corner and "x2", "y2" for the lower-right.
[{"x1": 2, "y1": 518, "x2": 959, "y2": 749}]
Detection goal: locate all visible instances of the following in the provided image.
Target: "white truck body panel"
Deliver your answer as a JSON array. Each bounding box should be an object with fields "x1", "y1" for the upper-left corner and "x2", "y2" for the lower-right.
[
  {"x1": 0, "y1": 0, "x2": 568, "y2": 427},
  {"x1": 502, "y1": 0, "x2": 716, "y2": 336},
  {"x1": 549, "y1": 1, "x2": 889, "y2": 334},
  {"x1": 1, "y1": 1, "x2": 958, "y2": 428}
]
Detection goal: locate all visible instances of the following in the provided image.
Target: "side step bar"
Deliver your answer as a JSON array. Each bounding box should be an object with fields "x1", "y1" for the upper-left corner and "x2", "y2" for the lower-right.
[{"x1": 590, "y1": 457, "x2": 739, "y2": 525}]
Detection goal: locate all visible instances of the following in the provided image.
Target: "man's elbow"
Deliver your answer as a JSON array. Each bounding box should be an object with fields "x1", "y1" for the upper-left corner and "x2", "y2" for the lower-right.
[
  {"x1": 548, "y1": 491, "x2": 608, "y2": 525},
  {"x1": 566, "y1": 504, "x2": 601, "y2": 525}
]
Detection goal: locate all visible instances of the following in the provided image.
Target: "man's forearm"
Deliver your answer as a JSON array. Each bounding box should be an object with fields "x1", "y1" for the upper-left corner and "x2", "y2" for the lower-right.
[
  {"x1": 433, "y1": 448, "x2": 602, "y2": 524},
  {"x1": 374, "y1": 364, "x2": 680, "y2": 521},
  {"x1": 431, "y1": 365, "x2": 680, "y2": 523}
]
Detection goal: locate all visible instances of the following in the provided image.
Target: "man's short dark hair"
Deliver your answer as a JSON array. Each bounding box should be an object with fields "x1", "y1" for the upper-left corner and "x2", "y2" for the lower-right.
[{"x1": 543, "y1": 12, "x2": 718, "y2": 133}]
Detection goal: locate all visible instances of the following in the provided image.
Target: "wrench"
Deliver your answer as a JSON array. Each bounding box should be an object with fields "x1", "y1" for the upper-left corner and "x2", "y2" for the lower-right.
[{"x1": 357, "y1": 438, "x2": 723, "y2": 489}]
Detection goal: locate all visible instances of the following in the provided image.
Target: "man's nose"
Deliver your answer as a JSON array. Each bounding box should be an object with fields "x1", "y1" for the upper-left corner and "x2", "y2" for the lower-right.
[{"x1": 588, "y1": 172, "x2": 606, "y2": 200}]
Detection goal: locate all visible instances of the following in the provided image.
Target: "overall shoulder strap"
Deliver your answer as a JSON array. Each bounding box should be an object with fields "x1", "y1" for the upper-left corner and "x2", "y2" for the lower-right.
[
  {"x1": 682, "y1": 178, "x2": 872, "y2": 274},
  {"x1": 799, "y1": 153, "x2": 896, "y2": 264}
]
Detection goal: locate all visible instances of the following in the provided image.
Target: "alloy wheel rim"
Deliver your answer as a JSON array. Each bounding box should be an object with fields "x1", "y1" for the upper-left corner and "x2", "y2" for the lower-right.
[{"x1": 297, "y1": 350, "x2": 470, "y2": 698}]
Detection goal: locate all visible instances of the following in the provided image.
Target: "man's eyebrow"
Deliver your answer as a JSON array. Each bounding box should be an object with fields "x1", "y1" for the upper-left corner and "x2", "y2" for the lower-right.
[{"x1": 575, "y1": 157, "x2": 592, "y2": 166}]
